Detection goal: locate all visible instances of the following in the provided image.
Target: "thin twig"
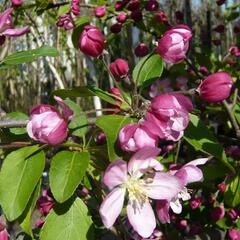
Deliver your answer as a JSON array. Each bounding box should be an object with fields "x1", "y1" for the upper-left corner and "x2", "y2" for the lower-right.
[{"x1": 185, "y1": 58, "x2": 203, "y2": 79}]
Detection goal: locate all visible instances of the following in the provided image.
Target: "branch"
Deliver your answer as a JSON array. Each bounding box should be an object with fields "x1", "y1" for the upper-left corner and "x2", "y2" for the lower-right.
[{"x1": 0, "y1": 119, "x2": 28, "y2": 128}]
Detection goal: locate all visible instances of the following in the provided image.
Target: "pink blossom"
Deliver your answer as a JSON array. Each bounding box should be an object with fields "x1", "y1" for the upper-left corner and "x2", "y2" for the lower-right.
[
  {"x1": 71, "y1": 0, "x2": 80, "y2": 16},
  {"x1": 0, "y1": 8, "x2": 30, "y2": 46},
  {"x1": 198, "y1": 72, "x2": 233, "y2": 102},
  {"x1": 95, "y1": 6, "x2": 106, "y2": 18},
  {"x1": 99, "y1": 148, "x2": 183, "y2": 238},
  {"x1": 145, "y1": 93, "x2": 193, "y2": 141},
  {"x1": 119, "y1": 123, "x2": 158, "y2": 152},
  {"x1": 56, "y1": 14, "x2": 74, "y2": 31},
  {"x1": 11, "y1": 0, "x2": 23, "y2": 7},
  {"x1": 0, "y1": 229, "x2": 8, "y2": 240},
  {"x1": 79, "y1": 25, "x2": 105, "y2": 57},
  {"x1": 211, "y1": 205, "x2": 225, "y2": 221},
  {"x1": 157, "y1": 158, "x2": 208, "y2": 223},
  {"x1": 228, "y1": 229, "x2": 240, "y2": 240},
  {"x1": 149, "y1": 79, "x2": 172, "y2": 98},
  {"x1": 116, "y1": 13, "x2": 128, "y2": 23},
  {"x1": 156, "y1": 25, "x2": 192, "y2": 64},
  {"x1": 27, "y1": 96, "x2": 73, "y2": 145},
  {"x1": 109, "y1": 58, "x2": 129, "y2": 79}
]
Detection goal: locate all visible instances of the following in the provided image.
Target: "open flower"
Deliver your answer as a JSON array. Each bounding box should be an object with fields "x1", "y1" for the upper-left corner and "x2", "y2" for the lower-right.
[
  {"x1": 99, "y1": 148, "x2": 183, "y2": 238},
  {"x1": 0, "y1": 8, "x2": 30, "y2": 46},
  {"x1": 157, "y1": 158, "x2": 209, "y2": 223}
]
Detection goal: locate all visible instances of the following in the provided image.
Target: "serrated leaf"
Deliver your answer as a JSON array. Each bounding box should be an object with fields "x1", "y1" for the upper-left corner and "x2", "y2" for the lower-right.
[
  {"x1": 40, "y1": 197, "x2": 94, "y2": 240},
  {"x1": 132, "y1": 53, "x2": 163, "y2": 87},
  {"x1": 184, "y1": 114, "x2": 235, "y2": 173},
  {"x1": 96, "y1": 115, "x2": 136, "y2": 161},
  {"x1": 50, "y1": 151, "x2": 90, "y2": 203},
  {"x1": 0, "y1": 145, "x2": 45, "y2": 221},
  {"x1": 1, "y1": 46, "x2": 59, "y2": 65}
]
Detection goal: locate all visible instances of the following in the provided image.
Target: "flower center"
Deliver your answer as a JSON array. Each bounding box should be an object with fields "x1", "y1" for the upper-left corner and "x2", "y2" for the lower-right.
[{"x1": 123, "y1": 176, "x2": 148, "y2": 207}]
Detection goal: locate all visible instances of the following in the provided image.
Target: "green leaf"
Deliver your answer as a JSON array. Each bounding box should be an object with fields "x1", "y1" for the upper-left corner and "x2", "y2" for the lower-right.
[
  {"x1": 19, "y1": 180, "x2": 42, "y2": 236},
  {"x1": 1, "y1": 46, "x2": 59, "y2": 65},
  {"x1": 224, "y1": 171, "x2": 240, "y2": 207},
  {"x1": 184, "y1": 114, "x2": 235, "y2": 173},
  {"x1": 0, "y1": 145, "x2": 45, "y2": 221},
  {"x1": 40, "y1": 197, "x2": 94, "y2": 240},
  {"x1": 132, "y1": 53, "x2": 163, "y2": 87},
  {"x1": 6, "y1": 112, "x2": 28, "y2": 135},
  {"x1": 63, "y1": 99, "x2": 88, "y2": 137},
  {"x1": 50, "y1": 151, "x2": 90, "y2": 203},
  {"x1": 96, "y1": 115, "x2": 136, "y2": 161},
  {"x1": 233, "y1": 103, "x2": 240, "y2": 125}
]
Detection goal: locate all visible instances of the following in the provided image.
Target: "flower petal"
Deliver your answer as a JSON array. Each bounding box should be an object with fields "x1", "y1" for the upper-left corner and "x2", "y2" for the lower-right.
[
  {"x1": 127, "y1": 201, "x2": 156, "y2": 238},
  {"x1": 54, "y1": 96, "x2": 73, "y2": 120},
  {"x1": 156, "y1": 200, "x2": 170, "y2": 224},
  {"x1": 185, "y1": 158, "x2": 209, "y2": 167},
  {"x1": 3, "y1": 26, "x2": 30, "y2": 37},
  {"x1": 99, "y1": 187, "x2": 125, "y2": 228},
  {"x1": 170, "y1": 198, "x2": 182, "y2": 214},
  {"x1": 103, "y1": 160, "x2": 127, "y2": 190},
  {"x1": 144, "y1": 172, "x2": 183, "y2": 200},
  {"x1": 128, "y1": 147, "x2": 162, "y2": 178}
]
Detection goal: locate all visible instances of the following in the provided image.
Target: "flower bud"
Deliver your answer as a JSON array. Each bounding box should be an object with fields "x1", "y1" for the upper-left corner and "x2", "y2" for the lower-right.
[
  {"x1": 114, "y1": 1, "x2": 125, "y2": 11},
  {"x1": 134, "y1": 43, "x2": 149, "y2": 57},
  {"x1": 0, "y1": 228, "x2": 9, "y2": 240},
  {"x1": 71, "y1": 0, "x2": 80, "y2": 16},
  {"x1": 175, "y1": 11, "x2": 184, "y2": 21},
  {"x1": 198, "y1": 72, "x2": 233, "y2": 102},
  {"x1": 79, "y1": 25, "x2": 105, "y2": 58},
  {"x1": 211, "y1": 205, "x2": 225, "y2": 221},
  {"x1": 56, "y1": 14, "x2": 74, "y2": 31},
  {"x1": 11, "y1": 0, "x2": 23, "y2": 7},
  {"x1": 109, "y1": 58, "x2": 129, "y2": 79},
  {"x1": 96, "y1": 132, "x2": 106, "y2": 145},
  {"x1": 199, "y1": 66, "x2": 209, "y2": 75},
  {"x1": 228, "y1": 229, "x2": 240, "y2": 240},
  {"x1": 155, "y1": 11, "x2": 168, "y2": 24},
  {"x1": 225, "y1": 146, "x2": 240, "y2": 159},
  {"x1": 228, "y1": 209, "x2": 238, "y2": 221},
  {"x1": 212, "y1": 39, "x2": 221, "y2": 46},
  {"x1": 190, "y1": 197, "x2": 202, "y2": 209},
  {"x1": 229, "y1": 46, "x2": 240, "y2": 57},
  {"x1": 216, "y1": 0, "x2": 226, "y2": 6},
  {"x1": 145, "y1": 0, "x2": 159, "y2": 11},
  {"x1": 189, "y1": 224, "x2": 201, "y2": 236},
  {"x1": 35, "y1": 219, "x2": 45, "y2": 229},
  {"x1": 127, "y1": 0, "x2": 140, "y2": 11},
  {"x1": 217, "y1": 182, "x2": 227, "y2": 192},
  {"x1": 118, "y1": 123, "x2": 158, "y2": 152},
  {"x1": 116, "y1": 13, "x2": 128, "y2": 23},
  {"x1": 110, "y1": 23, "x2": 122, "y2": 33},
  {"x1": 213, "y1": 24, "x2": 225, "y2": 33},
  {"x1": 156, "y1": 25, "x2": 192, "y2": 64},
  {"x1": 131, "y1": 10, "x2": 142, "y2": 22},
  {"x1": 176, "y1": 219, "x2": 188, "y2": 231},
  {"x1": 95, "y1": 6, "x2": 106, "y2": 18}
]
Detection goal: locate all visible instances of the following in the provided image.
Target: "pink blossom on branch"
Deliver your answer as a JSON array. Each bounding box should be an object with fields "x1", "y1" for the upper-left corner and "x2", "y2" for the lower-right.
[
  {"x1": 109, "y1": 58, "x2": 129, "y2": 79},
  {"x1": 145, "y1": 93, "x2": 193, "y2": 141},
  {"x1": 156, "y1": 25, "x2": 192, "y2": 64},
  {"x1": 27, "y1": 96, "x2": 73, "y2": 145},
  {"x1": 99, "y1": 147, "x2": 183, "y2": 238},
  {"x1": 71, "y1": 0, "x2": 80, "y2": 16},
  {"x1": 95, "y1": 6, "x2": 106, "y2": 18},
  {"x1": 0, "y1": 8, "x2": 30, "y2": 46},
  {"x1": 11, "y1": 0, "x2": 23, "y2": 7},
  {"x1": 56, "y1": 14, "x2": 75, "y2": 31}
]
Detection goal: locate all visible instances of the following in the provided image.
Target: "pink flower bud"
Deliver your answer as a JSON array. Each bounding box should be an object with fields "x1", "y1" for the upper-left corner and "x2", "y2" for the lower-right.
[
  {"x1": 145, "y1": 0, "x2": 159, "y2": 11},
  {"x1": 229, "y1": 46, "x2": 240, "y2": 57},
  {"x1": 216, "y1": 0, "x2": 226, "y2": 6},
  {"x1": 155, "y1": 11, "x2": 168, "y2": 24},
  {"x1": 211, "y1": 205, "x2": 225, "y2": 221},
  {"x1": 131, "y1": 10, "x2": 142, "y2": 22},
  {"x1": 134, "y1": 43, "x2": 149, "y2": 57},
  {"x1": 95, "y1": 6, "x2": 106, "y2": 18},
  {"x1": 109, "y1": 87, "x2": 121, "y2": 97},
  {"x1": 127, "y1": 0, "x2": 140, "y2": 11},
  {"x1": 208, "y1": 195, "x2": 216, "y2": 204},
  {"x1": 110, "y1": 23, "x2": 122, "y2": 33},
  {"x1": 11, "y1": 0, "x2": 23, "y2": 7},
  {"x1": 96, "y1": 132, "x2": 106, "y2": 145},
  {"x1": 228, "y1": 229, "x2": 240, "y2": 240},
  {"x1": 190, "y1": 197, "x2": 202, "y2": 209},
  {"x1": 213, "y1": 24, "x2": 225, "y2": 33},
  {"x1": 71, "y1": 0, "x2": 80, "y2": 16},
  {"x1": 79, "y1": 25, "x2": 105, "y2": 58},
  {"x1": 199, "y1": 66, "x2": 209, "y2": 75},
  {"x1": 217, "y1": 182, "x2": 227, "y2": 192},
  {"x1": 56, "y1": 14, "x2": 74, "y2": 31},
  {"x1": 37, "y1": 190, "x2": 54, "y2": 215},
  {"x1": 226, "y1": 58, "x2": 236, "y2": 66},
  {"x1": 156, "y1": 25, "x2": 192, "y2": 64},
  {"x1": 118, "y1": 123, "x2": 158, "y2": 152},
  {"x1": 225, "y1": 146, "x2": 240, "y2": 159},
  {"x1": 0, "y1": 228, "x2": 9, "y2": 240},
  {"x1": 35, "y1": 219, "x2": 45, "y2": 229},
  {"x1": 81, "y1": 187, "x2": 90, "y2": 196},
  {"x1": 228, "y1": 209, "x2": 238, "y2": 221},
  {"x1": 175, "y1": 11, "x2": 184, "y2": 21},
  {"x1": 176, "y1": 219, "x2": 188, "y2": 231},
  {"x1": 116, "y1": 13, "x2": 128, "y2": 23},
  {"x1": 109, "y1": 58, "x2": 129, "y2": 79},
  {"x1": 114, "y1": 1, "x2": 125, "y2": 11},
  {"x1": 198, "y1": 72, "x2": 233, "y2": 102}
]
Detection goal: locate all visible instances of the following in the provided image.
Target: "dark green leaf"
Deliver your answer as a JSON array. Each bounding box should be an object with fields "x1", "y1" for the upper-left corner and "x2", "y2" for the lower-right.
[
  {"x1": 132, "y1": 53, "x2": 163, "y2": 87},
  {"x1": 184, "y1": 114, "x2": 235, "y2": 173},
  {"x1": 40, "y1": 197, "x2": 94, "y2": 240},
  {"x1": 1, "y1": 46, "x2": 59, "y2": 65},
  {"x1": 96, "y1": 115, "x2": 136, "y2": 161},
  {"x1": 0, "y1": 145, "x2": 45, "y2": 221},
  {"x1": 50, "y1": 151, "x2": 90, "y2": 203}
]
